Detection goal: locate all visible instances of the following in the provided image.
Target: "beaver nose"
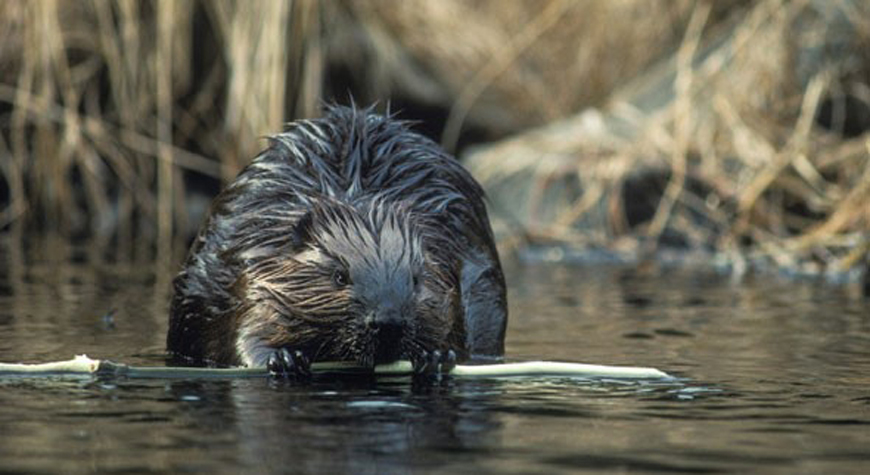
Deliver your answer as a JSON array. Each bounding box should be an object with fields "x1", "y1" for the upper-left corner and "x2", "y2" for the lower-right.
[{"x1": 368, "y1": 309, "x2": 405, "y2": 344}]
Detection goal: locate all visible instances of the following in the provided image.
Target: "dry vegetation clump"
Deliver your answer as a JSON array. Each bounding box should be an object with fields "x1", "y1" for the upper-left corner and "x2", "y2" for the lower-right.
[
  {"x1": 465, "y1": 0, "x2": 870, "y2": 281},
  {"x1": 346, "y1": 0, "x2": 745, "y2": 152},
  {"x1": 0, "y1": 0, "x2": 325, "y2": 259}
]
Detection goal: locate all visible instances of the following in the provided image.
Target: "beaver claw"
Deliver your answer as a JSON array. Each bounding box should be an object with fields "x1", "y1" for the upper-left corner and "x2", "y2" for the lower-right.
[
  {"x1": 412, "y1": 349, "x2": 456, "y2": 377},
  {"x1": 267, "y1": 348, "x2": 311, "y2": 380}
]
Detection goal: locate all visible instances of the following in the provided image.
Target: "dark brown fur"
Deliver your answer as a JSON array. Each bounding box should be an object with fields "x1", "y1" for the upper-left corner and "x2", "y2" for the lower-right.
[{"x1": 167, "y1": 105, "x2": 507, "y2": 369}]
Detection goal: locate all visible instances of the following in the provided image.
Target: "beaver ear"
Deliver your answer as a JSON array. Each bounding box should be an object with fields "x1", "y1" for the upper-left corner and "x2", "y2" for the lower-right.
[{"x1": 290, "y1": 211, "x2": 315, "y2": 250}]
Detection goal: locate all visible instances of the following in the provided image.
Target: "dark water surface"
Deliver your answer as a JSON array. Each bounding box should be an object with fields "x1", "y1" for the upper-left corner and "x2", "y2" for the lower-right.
[{"x1": 1, "y1": 237, "x2": 869, "y2": 474}]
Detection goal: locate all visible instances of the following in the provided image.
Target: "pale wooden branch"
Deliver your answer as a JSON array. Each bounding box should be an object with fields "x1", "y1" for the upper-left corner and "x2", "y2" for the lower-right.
[{"x1": 0, "y1": 355, "x2": 672, "y2": 380}]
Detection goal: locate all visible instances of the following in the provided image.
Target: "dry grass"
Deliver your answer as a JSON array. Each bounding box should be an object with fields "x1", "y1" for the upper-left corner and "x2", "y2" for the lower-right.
[
  {"x1": 465, "y1": 0, "x2": 870, "y2": 279},
  {"x1": 0, "y1": 0, "x2": 867, "y2": 279},
  {"x1": 349, "y1": 0, "x2": 746, "y2": 152},
  {"x1": 0, "y1": 0, "x2": 323, "y2": 258},
  {"x1": 0, "y1": 0, "x2": 738, "y2": 247}
]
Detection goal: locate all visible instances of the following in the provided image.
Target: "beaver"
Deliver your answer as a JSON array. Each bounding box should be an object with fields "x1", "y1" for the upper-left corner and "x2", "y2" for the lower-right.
[{"x1": 167, "y1": 105, "x2": 507, "y2": 377}]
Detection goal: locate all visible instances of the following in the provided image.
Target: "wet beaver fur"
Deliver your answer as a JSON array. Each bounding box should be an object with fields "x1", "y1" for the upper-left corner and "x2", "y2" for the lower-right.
[{"x1": 167, "y1": 105, "x2": 507, "y2": 376}]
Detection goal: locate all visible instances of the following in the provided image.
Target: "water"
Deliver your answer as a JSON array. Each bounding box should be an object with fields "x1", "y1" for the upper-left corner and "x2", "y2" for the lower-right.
[{"x1": 1, "y1": 236, "x2": 869, "y2": 474}]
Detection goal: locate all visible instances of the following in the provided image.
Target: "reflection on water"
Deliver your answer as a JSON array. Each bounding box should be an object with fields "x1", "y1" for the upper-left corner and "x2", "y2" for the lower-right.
[{"x1": 1, "y1": 237, "x2": 869, "y2": 473}]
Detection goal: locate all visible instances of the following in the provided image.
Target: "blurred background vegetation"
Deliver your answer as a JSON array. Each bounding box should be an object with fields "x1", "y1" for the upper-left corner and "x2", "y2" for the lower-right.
[{"x1": 0, "y1": 0, "x2": 868, "y2": 283}]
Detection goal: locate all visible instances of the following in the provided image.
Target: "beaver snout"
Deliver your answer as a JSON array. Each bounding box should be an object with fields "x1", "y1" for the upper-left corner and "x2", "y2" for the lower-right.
[{"x1": 367, "y1": 307, "x2": 407, "y2": 363}]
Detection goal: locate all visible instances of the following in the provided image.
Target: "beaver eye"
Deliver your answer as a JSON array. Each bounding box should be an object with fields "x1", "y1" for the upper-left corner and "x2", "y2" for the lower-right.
[
  {"x1": 332, "y1": 269, "x2": 350, "y2": 288},
  {"x1": 412, "y1": 274, "x2": 420, "y2": 288}
]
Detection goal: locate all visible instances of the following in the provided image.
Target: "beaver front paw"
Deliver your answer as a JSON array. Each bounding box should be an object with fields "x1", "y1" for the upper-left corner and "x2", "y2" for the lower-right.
[
  {"x1": 412, "y1": 349, "x2": 456, "y2": 377},
  {"x1": 267, "y1": 348, "x2": 312, "y2": 380}
]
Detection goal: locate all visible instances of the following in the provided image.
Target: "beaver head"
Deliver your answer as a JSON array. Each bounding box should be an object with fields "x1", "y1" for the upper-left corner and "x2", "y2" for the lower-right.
[{"x1": 231, "y1": 197, "x2": 463, "y2": 369}]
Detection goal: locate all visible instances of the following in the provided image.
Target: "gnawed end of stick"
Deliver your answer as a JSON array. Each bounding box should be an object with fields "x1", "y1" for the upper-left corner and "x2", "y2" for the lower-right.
[{"x1": 0, "y1": 354, "x2": 101, "y2": 376}]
